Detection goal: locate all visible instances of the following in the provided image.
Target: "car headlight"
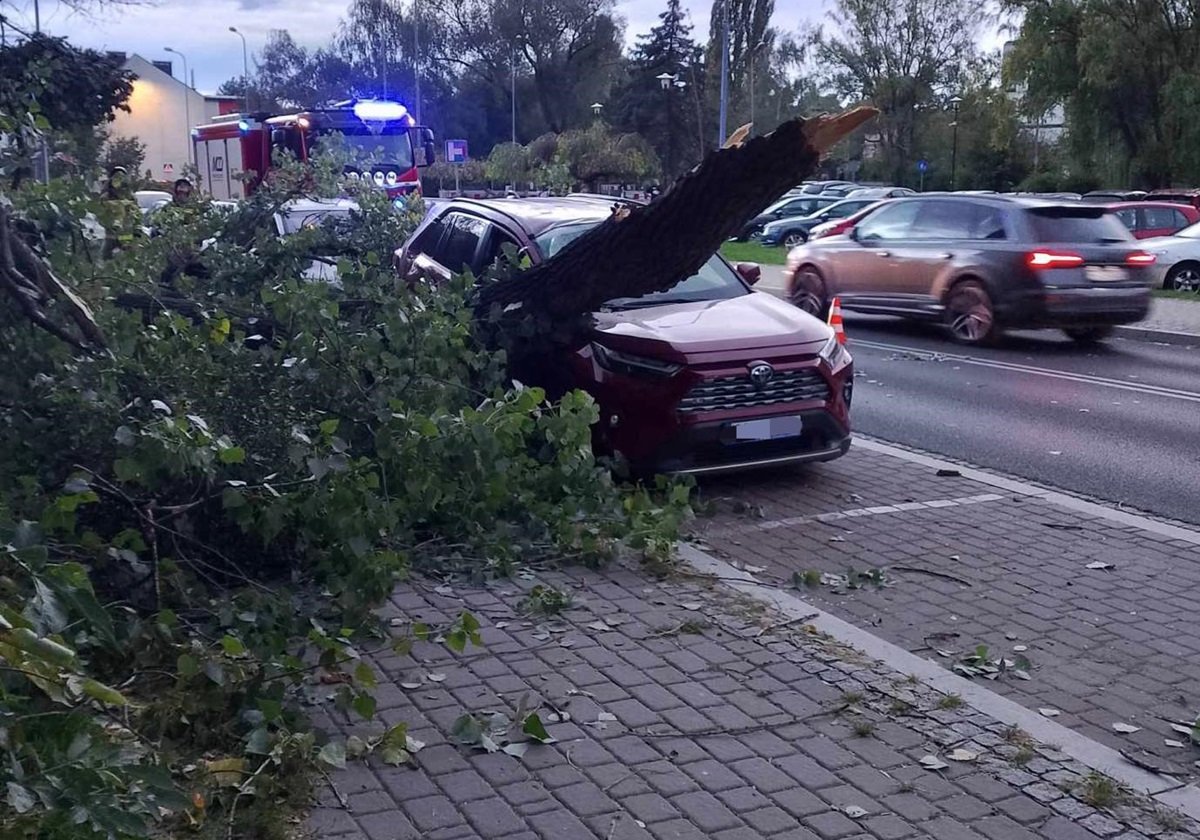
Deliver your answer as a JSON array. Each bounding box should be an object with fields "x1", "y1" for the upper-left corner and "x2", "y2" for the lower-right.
[
  {"x1": 373, "y1": 171, "x2": 386, "y2": 186},
  {"x1": 386, "y1": 170, "x2": 398, "y2": 186},
  {"x1": 818, "y1": 333, "x2": 852, "y2": 373},
  {"x1": 591, "y1": 342, "x2": 682, "y2": 378}
]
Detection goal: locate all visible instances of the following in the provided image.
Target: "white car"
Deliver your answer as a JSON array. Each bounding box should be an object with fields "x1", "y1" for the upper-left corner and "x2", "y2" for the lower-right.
[{"x1": 1141, "y1": 222, "x2": 1200, "y2": 291}]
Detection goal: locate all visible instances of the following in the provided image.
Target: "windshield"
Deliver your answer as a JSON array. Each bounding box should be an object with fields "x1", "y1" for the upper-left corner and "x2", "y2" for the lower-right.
[
  {"x1": 280, "y1": 207, "x2": 355, "y2": 235},
  {"x1": 313, "y1": 130, "x2": 415, "y2": 169},
  {"x1": 535, "y1": 221, "x2": 747, "y2": 309},
  {"x1": 1027, "y1": 209, "x2": 1132, "y2": 243}
]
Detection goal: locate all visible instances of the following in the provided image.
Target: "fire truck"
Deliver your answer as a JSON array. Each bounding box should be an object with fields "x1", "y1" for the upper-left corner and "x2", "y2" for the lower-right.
[{"x1": 191, "y1": 99, "x2": 436, "y2": 201}]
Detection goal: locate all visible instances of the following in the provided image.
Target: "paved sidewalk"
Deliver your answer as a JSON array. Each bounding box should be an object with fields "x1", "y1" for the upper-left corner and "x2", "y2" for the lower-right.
[
  {"x1": 694, "y1": 440, "x2": 1200, "y2": 782},
  {"x1": 307, "y1": 560, "x2": 1197, "y2": 840}
]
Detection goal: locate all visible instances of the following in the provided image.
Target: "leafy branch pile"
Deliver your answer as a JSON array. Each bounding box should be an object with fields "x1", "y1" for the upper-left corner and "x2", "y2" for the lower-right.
[{"x1": 0, "y1": 135, "x2": 689, "y2": 837}]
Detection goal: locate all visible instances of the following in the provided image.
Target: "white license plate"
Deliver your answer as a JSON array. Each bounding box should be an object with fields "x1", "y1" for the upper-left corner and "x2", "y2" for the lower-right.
[
  {"x1": 1085, "y1": 265, "x2": 1128, "y2": 282},
  {"x1": 733, "y1": 416, "x2": 804, "y2": 441}
]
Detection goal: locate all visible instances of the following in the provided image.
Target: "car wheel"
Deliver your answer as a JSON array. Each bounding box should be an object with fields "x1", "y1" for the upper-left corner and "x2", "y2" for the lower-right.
[
  {"x1": 783, "y1": 231, "x2": 807, "y2": 249},
  {"x1": 790, "y1": 266, "x2": 828, "y2": 319},
  {"x1": 944, "y1": 280, "x2": 998, "y2": 344},
  {"x1": 1165, "y1": 261, "x2": 1200, "y2": 292},
  {"x1": 1063, "y1": 326, "x2": 1114, "y2": 344}
]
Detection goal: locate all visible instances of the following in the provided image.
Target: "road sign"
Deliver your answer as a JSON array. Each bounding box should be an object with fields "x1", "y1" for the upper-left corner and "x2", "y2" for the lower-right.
[
  {"x1": 917, "y1": 159, "x2": 929, "y2": 173},
  {"x1": 446, "y1": 139, "x2": 468, "y2": 164}
]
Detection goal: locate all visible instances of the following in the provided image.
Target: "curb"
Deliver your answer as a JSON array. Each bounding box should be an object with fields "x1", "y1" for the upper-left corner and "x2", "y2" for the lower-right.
[
  {"x1": 678, "y1": 542, "x2": 1200, "y2": 822},
  {"x1": 1113, "y1": 323, "x2": 1200, "y2": 347}
]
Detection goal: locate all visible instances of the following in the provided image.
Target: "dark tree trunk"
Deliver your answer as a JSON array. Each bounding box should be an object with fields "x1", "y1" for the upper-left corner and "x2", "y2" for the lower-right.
[{"x1": 476, "y1": 107, "x2": 875, "y2": 321}]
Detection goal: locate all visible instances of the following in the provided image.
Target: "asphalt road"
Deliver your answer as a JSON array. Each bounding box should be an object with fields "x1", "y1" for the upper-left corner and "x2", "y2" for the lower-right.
[{"x1": 757, "y1": 271, "x2": 1200, "y2": 525}]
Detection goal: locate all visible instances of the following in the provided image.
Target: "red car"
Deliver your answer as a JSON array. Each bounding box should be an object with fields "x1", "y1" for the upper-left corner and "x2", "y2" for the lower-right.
[
  {"x1": 396, "y1": 196, "x2": 853, "y2": 475},
  {"x1": 1107, "y1": 201, "x2": 1200, "y2": 239},
  {"x1": 807, "y1": 201, "x2": 887, "y2": 241}
]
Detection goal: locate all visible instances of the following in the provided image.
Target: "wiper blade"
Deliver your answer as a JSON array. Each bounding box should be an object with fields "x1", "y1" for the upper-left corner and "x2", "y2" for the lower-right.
[{"x1": 603, "y1": 296, "x2": 711, "y2": 311}]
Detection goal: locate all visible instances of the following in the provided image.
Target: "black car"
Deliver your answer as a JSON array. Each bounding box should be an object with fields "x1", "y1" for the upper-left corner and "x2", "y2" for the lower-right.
[
  {"x1": 758, "y1": 197, "x2": 882, "y2": 248},
  {"x1": 784, "y1": 194, "x2": 1155, "y2": 344},
  {"x1": 735, "y1": 195, "x2": 839, "y2": 240}
]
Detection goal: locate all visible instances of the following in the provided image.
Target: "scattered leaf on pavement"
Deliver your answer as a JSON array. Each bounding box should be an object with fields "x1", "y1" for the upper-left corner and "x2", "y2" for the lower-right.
[
  {"x1": 1039, "y1": 708, "x2": 1062, "y2": 717},
  {"x1": 841, "y1": 805, "x2": 867, "y2": 819},
  {"x1": 1111, "y1": 722, "x2": 1141, "y2": 734},
  {"x1": 947, "y1": 748, "x2": 978, "y2": 762},
  {"x1": 1166, "y1": 739, "x2": 1186, "y2": 748},
  {"x1": 426, "y1": 673, "x2": 446, "y2": 683},
  {"x1": 400, "y1": 682, "x2": 422, "y2": 690},
  {"x1": 597, "y1": 712, "x2": 617, "y2": 722},
  {"x1": 936, "y1": 469, "x2": 961, "y2": 477},
  {"x1": 1085, "y1": 561, "x2": 1114, "y2": 570},
  {"x1": 920, "y1": 755, "x2": 949, "y2": 771},
  {"x1": 680, "y1": 602, "x2": 703, "y2": 611}
]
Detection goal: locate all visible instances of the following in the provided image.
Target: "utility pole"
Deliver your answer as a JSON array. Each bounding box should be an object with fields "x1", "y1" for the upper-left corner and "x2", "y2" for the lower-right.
[
  {"x1": 950, "y1": 95, "x2": 962, "y2": 190},
  {"x1": 511, "y1": 46, "x2": 517, "y2": 144},
  {"x1": 717, "y1": 0, "x2": 729, "y2": 147},
  {"x1": 413, "y1": 1, "x2": 422, "y2": 125}
]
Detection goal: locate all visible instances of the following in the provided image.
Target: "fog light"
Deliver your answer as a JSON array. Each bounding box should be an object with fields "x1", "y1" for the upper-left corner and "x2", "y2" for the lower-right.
[{"x1": 609, "y1": 414, "x2": 620, "y2": 428}]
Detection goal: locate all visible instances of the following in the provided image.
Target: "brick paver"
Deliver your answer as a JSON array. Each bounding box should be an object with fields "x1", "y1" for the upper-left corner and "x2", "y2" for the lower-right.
[
  {"x1": 307, "y1": 557, "x2": 1196, "y2": 839},
  {"x1": 694, "y1": 444, "x2": 1200, "y2": 778}
]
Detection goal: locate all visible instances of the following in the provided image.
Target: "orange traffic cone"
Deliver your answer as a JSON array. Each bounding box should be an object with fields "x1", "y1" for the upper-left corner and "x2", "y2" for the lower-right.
[{"x1": 827, "y1": 296, "x2": 847, "y2": 345}]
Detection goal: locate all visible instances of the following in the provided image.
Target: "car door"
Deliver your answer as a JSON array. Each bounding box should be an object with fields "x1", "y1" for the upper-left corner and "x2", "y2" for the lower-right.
[
  {"x1": 829, "y1": 200, "x2": 922, "y2": 306},
  {"x1": 1141, "y1": 205, "x2": 1188, "y2": 238},
  {"x1": 878, "y1": 199, "x2": 984, "y2": 306}
]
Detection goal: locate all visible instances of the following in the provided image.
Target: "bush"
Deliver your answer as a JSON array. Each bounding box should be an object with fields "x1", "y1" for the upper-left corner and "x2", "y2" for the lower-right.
[{"x1": 0, "y1": 149, "x2": 689, "y2": 838}]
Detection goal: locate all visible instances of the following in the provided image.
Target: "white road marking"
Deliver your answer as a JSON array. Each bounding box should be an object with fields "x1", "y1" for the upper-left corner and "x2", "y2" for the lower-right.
[{"x1": 853, "y1": 338, "x2": 1200, "y2": 403}]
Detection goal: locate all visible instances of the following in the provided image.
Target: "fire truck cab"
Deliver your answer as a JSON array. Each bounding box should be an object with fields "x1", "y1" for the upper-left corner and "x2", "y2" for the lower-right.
[{"x1": 192, "y1": 99, "x2": 436, "y2": 201}]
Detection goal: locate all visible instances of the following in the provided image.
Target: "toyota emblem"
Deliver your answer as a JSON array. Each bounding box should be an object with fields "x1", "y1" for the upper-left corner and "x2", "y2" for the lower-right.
[{"x1": 748, "y1": 361, "x2": 774, "y2": 390}]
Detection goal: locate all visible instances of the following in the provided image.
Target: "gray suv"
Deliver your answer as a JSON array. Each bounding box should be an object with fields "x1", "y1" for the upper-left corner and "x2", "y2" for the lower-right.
[{"x1": 783, "y1": 195, "x2": 1155, "y2": 344}]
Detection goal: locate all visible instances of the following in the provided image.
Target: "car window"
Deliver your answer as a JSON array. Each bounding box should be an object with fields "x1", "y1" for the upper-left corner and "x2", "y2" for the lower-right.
[
  {"x1": 476, "y1": 225, "x2": 521, "y2": 272},
  {"x1": 781, "y1": 199, "x2": 816, "y2": 216},
  {"x1": 1144, "y1": 206, "x2": 1185, "y2": 230},
  {"x1": 1114, "y1": 208, "x2": 1138, "y2": 229},
  {"x1": 409, "y1": 216, "x2": 448, "y2": 257},
  {"x1": 1026, "y1": 208, "x2": 1132, "y2": 243},
  {"x1": 911, "y1": 201, "x2": 972, "y2": 239},
  {"x1": 535, "y1": 221, "x2": 746, "y2": 308},
  {"x1": 856, "y1": 201, "x2": 921, "y2": 240},
  {"x1": 434, "y1": 212, "x2": 488, "y2": 273}
]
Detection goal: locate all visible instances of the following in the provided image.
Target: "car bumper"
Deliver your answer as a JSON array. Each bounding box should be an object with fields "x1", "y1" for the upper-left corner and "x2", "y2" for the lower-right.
[
  {"x1": 629, "y1": 408, "x2": 852, "y2": 476},
  {"x1": 1002, "y1": 286, "x2": 1151, "y2": 327},
  {"x1": 758, "y1": 232, "x2": 784, "y2": 246}
]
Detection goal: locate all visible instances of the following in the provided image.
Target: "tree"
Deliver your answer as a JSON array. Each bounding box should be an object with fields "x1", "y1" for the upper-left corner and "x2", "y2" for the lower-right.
[
  {"x1": 809, "y1": 0, "x2": 980, "y2": 183},
  {"x1": 1003, "y1": 0, "x2": 1200, "y2": 187},
  {"x1": 610, "y1": 0, "x2": 706, "y2": 180},
  {"x1": 554, "y1": 122, "x2": 661, "y2": 189},
  {"x1": 485, "y1": 142, "x2": 531, "y2": 185}
]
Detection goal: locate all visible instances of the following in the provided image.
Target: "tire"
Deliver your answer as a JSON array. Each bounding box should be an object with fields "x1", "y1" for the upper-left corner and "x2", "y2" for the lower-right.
[
  {"x1": 782, "y1": 231, "x2": 807, "y2": 249},
  {"x1": 944, "y1": 280, "x2": 999, "y2": 345},
  {"x1": 790, "y1": 265, "x2": 828, "y2": 319},
  {"x1": 1063, "y1": 326, "x2": 1114, "y2": 344},
  {"x1": 1165, "y1": 261, "x2": 1200, "y2": 292}
]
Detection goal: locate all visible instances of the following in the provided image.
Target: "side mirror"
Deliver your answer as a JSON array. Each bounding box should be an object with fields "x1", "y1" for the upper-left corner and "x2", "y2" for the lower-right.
[
  {"x1": 736, "y1": 262, "x2": 762, "y2": 286},
  {"x1": 420, "y1": 140, "x2": 437, "y2": 167},
  {"x1": 270, "y1": 129, "x2": 286, "y2": 146}
]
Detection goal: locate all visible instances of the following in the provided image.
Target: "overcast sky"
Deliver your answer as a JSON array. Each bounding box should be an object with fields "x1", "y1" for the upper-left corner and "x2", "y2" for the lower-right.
[{"x1": 8, "y1": 0, "x2": 826, "y2": 93}]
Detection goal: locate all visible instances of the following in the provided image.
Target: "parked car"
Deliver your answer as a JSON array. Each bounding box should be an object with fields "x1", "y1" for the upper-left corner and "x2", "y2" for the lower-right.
[
  {"x1": 736, "y1": 194, "x2": 839, "y2": 240},
  {"x1": 1139, "y1": 222, "x2": 1200, "y2": 291},
  {"x1": 1083, "y1": 190, "x2": 1147, "y2": 202},
  {"x1": 134, "y1": 190, "x2": 172, "y2": 215},
  {"x1": 758, "y1": 197, "x2": 882, "y2": 248},
  {"x1": 396, "y1": 196, "x2": 854, "y2": 474},
  {"x1": 845, "y1": 187, "x2": 915, "y2": 199},
  {"x1": 799, "y1": 180, "x2": 856, "y2": 195},
  {"x1": 1146, "y1": 189, "x2": 1200, "y2": 211},
  {"x1": 808, "y1": 201, "x2": 887, "y2": 241},
  {"x1": 784, "y1": 194, "x2": 1154, "y2": 344},
  {"x1": 1108, "y1": 201, "x2": 1200, "y2": 239}
]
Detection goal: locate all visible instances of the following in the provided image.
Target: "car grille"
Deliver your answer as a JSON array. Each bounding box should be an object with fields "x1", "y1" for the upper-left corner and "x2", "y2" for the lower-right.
[{"x1": 678, "y1": 368, "x2": 830, "y2": 414}]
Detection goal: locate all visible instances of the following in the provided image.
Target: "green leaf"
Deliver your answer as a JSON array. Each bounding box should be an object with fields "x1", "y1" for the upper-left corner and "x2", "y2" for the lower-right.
[
  {"x1": 352, "y1": 691, "x2": 377, "y2": 721},
  {"x1": 218, "y1": 446, "x2": 246, "y2": 465},
  {"x1": 258, "y1": 698, "x2": 283, "y2": 722},
  {"x1": 412, "y1": 622, "x2": 429, "y2": 641},
  {"x1": 445, "y1": 629, "x2": 467, "y2": 653},
  {"x1": 78, "y1": 678, "x2": 127, "y2": 707},
  {"x1": 317, "y1": 741, "x2": 347, "y2": 769},
  {"x1": 319, "y1": 419, "x2": 339, "y2": 436},
  {"x1": 522, "y1": 712, "x2": 555, "y2": 744},
  {"x1": 353, "y1": 662, "x2": 377, "y2": 688},
  {"x1": 461, "y1": 611, "x2": 481, "y2": 634},
  {"x1": 6, "y1": 782, "x2": 35, "y2": 814},
  {"x1": 177, "y1": 653, "x2": 200, "y2": 678},
  {"x1": 6, "y1": 627, "x2": 75, "y2": 666},
  {"x1": 220, "y1": 635, "x2": 247, "y2": 657},
  {"x1": 451, "y1": 713, "x2": 484, "y2": 746}
]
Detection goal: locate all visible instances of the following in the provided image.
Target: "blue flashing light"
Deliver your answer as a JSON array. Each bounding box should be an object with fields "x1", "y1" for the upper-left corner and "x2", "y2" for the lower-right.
[
  {"x1": 238, "y1": 120, "x2": 251, "y2": 132},
  {"x1": 353, "y1": 100, "x2": 408, "y2": 122}
]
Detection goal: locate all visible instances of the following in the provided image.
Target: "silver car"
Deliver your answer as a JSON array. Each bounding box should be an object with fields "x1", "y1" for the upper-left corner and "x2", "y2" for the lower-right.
[{"x1": 1141, "y1": 222, "x2": 1200, "y2": 291}]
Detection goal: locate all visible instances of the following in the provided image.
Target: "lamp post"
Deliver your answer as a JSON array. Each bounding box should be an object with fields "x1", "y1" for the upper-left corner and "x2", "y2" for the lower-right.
[
  {"x1": 950, "y1": 95, "x2": 963, "y2": 190},
  {"x1": 228, "y1": 27, "x2": 250, "y2": 112},
  {"x1": 591, "y1": 102, "x2": 604, "y2": 119},
  {"x1": 164, "y1": 47, "x2": 193, "y2": 168},
  {"x1": 511, "y1": 45, "x2": 519, "y2": 144},
  {"x1": 747, "y1": 40, "x2": 768, "y2": 129},
  {"x1": 717, "y1": 0, "x2": 729, "y2": 146}
]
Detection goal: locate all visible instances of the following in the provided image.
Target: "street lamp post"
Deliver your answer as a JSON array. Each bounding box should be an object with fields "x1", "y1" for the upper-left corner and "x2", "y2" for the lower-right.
[
  {"x1": 717, "y1": 0, "x2": 729, "y2": 146},
  {"x1": 591, "y1": 102, "x2": 604, "y2": 119},
  {"x1": 748, "y1": 41, "x2": 768, "y2": 129},
  {"x1": 950, "y1": 95, "x2": 963, "y2": 190},
  {"x1": 164, "y1": 47, "x2": 193, "y2": 169},
  {"x1": 228, "y1": 27, "x2": 250, "y2": 112},
  {"x1": 656, "y1": 72, "x2": 677, "y2": 180}
]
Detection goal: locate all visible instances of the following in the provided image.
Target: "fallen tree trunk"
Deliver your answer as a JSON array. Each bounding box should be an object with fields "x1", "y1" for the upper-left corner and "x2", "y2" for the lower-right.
[{"x1": 476, "y1": 107, "x2": 876, "y2": 320}]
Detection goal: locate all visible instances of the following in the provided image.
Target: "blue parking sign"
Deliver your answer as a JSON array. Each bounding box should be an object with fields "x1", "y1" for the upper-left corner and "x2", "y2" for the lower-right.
[
  {"x1": 917, "y1": 159, "x2": 929, "y2": 173},
  {"x1": 446, "y1": 139, "x2": 468, "y2": 164}
]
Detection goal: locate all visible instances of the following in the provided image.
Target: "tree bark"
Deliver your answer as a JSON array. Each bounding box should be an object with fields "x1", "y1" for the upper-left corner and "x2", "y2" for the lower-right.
[{"x1": 475, "y1": 107, "x2": 876, "y2": 321}]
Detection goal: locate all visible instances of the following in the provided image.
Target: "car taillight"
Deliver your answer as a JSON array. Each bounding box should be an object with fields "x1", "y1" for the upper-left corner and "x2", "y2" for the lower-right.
[
  {"x1": 1026, "y1": 250, "x2": 1085, "y2": 269},
  {"x1": 1125, "y1": 251, "x2": 1156, "y2": 265}
]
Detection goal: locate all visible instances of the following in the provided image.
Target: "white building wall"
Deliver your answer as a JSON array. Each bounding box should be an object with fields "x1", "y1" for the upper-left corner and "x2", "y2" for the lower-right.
[{"x1": 108, "y1": 55, "x2": 231, "y2": 183}]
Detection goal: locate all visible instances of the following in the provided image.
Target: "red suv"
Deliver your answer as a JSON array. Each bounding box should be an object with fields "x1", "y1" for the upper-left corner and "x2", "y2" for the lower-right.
[
  {"x1": 1107, "y1": 201, "x2": 1200, "y2": 239},
  {"x1": 396, "y1": 196, "x2": 853, "y2": 475}
]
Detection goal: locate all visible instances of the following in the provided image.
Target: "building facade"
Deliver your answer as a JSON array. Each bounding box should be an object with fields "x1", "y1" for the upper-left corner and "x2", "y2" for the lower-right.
[{"x1": 108, "y1": 54, "x2": 240, "y2": 183}]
